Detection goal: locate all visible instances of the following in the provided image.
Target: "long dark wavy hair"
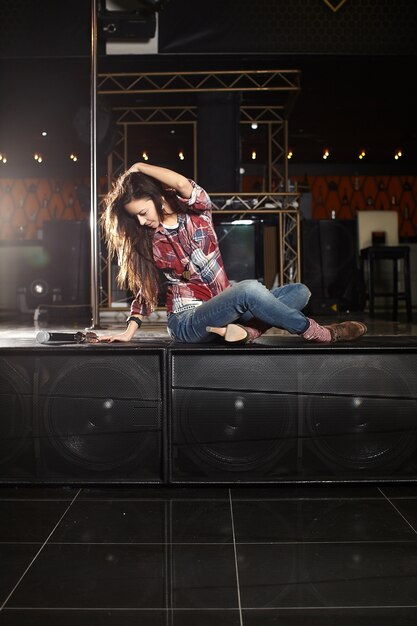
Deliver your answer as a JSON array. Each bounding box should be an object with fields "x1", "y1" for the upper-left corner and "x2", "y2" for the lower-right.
[{"x1": 101, "y1": 171, "x2": 185, "y2": 311}]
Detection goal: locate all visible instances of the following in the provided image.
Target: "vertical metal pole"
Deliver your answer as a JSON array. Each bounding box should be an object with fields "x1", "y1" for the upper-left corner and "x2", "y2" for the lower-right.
[
  {"x1": 284, "y1": 118, "x2": 289, "y2": 191},
  {"x1": 89, "y1": 0, "x2": 100, "y2": 328}
]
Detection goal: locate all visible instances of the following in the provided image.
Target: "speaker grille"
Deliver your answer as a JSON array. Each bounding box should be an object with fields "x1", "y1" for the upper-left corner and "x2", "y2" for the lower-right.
[
  {"x1": 38, "y1": 354, "x2": 163, "y2": 480},
  {"x1": 173, "y1": 389, "x2": 295, "y2": 475},
  {"x1": 301, "y1": 355, "x2": 417, "y2": 473},
  {"x1": 0, "y1": 358, "x2": 33, "y2": 476}
]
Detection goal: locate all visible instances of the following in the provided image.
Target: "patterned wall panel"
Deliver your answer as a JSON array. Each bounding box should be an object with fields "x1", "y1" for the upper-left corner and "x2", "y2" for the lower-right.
[
  {"x1": 303, "y1": 175, "x2": 417, "y2": 240},
  {"x1": 1, "y1": 175, "x2": 416, "y2": 243},
  {"x1": 0, "y1": 178, "x2": 107, "y2": 241}
]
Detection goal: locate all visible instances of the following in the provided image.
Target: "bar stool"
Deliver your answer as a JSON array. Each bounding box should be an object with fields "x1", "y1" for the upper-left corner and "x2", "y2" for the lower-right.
[
  {"x1": 357, "y1": 211, "x2": 413, "y2": 323},
  {"x1": 359, "y1": 245, "x2": 412, "y2": 322}
]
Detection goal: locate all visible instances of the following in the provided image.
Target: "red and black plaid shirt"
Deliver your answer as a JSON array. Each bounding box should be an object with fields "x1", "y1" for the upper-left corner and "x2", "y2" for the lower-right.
[{"x1": 130, "y1": 180, "x2": 230, "y2": 317}]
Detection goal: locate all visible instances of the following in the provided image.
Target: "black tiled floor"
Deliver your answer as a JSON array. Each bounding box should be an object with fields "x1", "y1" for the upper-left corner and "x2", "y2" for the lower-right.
[{"x1": 1, "y1": 484, "x2": 417, "y2": 624}]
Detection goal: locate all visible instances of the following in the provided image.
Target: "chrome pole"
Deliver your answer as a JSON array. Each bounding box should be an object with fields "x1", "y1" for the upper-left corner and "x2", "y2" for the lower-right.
[{"x1": 89, "y1": 0, "x2": 100, "y2": 328}]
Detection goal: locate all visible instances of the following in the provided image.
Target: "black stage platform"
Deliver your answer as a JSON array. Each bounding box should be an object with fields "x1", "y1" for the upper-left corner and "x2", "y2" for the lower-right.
[{"x1": 1, "y1": 319, "x2": 417, "y2": 485}]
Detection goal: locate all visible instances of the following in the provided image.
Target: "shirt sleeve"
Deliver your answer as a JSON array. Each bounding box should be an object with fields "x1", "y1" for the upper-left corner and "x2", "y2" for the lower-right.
[
  {"x1": 130, "y1": 288, "x2": 153, "y2": 317},
  {"x1": 176, "y1": 180, "x2": 211, "y2": 213}
]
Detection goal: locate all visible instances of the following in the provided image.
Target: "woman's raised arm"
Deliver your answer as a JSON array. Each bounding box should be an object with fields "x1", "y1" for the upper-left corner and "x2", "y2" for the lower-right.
[{"x1": 127, "y1": 162, "x2": 193, "y2": 199}]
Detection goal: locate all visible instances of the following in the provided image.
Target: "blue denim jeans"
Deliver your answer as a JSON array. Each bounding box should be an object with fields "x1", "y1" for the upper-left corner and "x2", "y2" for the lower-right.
[{"x1": 167, "y1": 280, "x2": 311, "y2": 343}]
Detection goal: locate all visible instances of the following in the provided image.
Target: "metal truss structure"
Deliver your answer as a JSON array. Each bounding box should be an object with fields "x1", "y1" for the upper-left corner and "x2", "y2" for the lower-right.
[{"x1": 97, "y1": 69, "x2": 301, "y2": 310}]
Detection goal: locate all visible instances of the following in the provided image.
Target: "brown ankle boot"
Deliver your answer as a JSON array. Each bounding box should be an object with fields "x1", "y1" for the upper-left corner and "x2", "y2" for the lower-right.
[{"x1": 324, "y1": 321, "x2": 367, "y2": 342}]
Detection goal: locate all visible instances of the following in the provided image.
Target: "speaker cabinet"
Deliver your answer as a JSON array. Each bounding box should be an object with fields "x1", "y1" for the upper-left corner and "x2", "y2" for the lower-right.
[
  {"x1": 169, "y1": 338, "x2": 417, "y2": 483},
  {"x1": 298, "y1": 350, "x2": 417, "y2": 477},
  {"x1": 6, "y1": 221, "x2": 91, "y2": 314},
  {"x1": 170, "y1": 345, "x2": 300, "y2": 483},
  {"x1": 43, "y1": 219, "x2": 90, "y2": 306},
  {"x1": 301, "y1": 219, "x2": 364, "y2": 312},
  {"x1": 0, "y1": 345, "x2": 166, "y2": 483},
  {"x1": 0, "y1": 357, "x2": 35, "y2": 479},
  {"x1": 197, "y1": 92, "x2": 240, "y2": 192}
]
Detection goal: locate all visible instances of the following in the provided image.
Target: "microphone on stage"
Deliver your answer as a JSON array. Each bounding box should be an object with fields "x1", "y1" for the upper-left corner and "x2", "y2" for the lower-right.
[
  {"x1": 36, "y1": 330, "x2": 100, "y2": 344},
  {"x1": 36, "y1": 330, "x2": 84, "y2": 344}
]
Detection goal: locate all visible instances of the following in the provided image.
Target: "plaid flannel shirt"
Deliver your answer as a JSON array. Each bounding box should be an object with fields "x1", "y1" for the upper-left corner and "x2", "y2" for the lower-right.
[{"x1": 130, "y1": 180, "x2": 230, "y2": 317}]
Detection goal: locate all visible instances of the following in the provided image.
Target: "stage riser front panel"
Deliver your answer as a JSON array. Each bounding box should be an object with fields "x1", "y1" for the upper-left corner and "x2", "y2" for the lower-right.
[
  {"x1": 170, "y1": 345, "x2": 417, "y2": 483},
  {"x1": 0, "y1": 350, "x2": 165, "y2": 483},
  {"x1": 2, "y1": 340, "x2": 417, "y2": 484}
]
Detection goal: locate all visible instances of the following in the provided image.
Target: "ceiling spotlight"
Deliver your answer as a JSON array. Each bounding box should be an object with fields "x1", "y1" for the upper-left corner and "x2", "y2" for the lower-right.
[
  {"x1": 142, "y1": 151, "x2": 149, "y2": 161},
  {"x1": 251, "y1": 150, "x2": 257, "y2": 160},
  {"x1": 322, "y1": 148, "x2": 330, "y2": 160},
  {"x1": 178, "y1": 151, "x2": 185, "y2": 160},
  {"x1": 394, "y1": 150, "x2": 402, "y2": 160},
  {"x1": 358, "y1": 150, "x2": 366, "y2": 160},
  {"x1": 41, "y1": 131, "x2": 48, "y2": 137},
  {"x1": 34, "y1": 153, "x2": 43, "y2": 163},
  {"x1": 251, "y1": 123, "x2": 258, "y2": 130},
  {"x1": 287, "y1": 150, "x2": 293, "y2": 159},
  {"x1": 70, "y1": 153, "x2": 78, "y2": 162}
]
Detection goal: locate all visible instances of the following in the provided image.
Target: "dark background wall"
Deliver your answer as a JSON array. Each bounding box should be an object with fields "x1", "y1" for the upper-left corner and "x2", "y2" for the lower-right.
[{"x1": 0, "y1": 0, "x2": 416, "y2": 174}]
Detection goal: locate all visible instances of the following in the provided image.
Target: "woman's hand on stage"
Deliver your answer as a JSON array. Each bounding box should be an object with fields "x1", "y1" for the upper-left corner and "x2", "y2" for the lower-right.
[{"x1": 98, "y1": 329, "x2": 137, "y2": 343}]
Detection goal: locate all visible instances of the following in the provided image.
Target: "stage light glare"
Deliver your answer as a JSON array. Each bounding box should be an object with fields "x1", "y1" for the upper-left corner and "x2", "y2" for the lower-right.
[{"x1": 33, "y1": 282, "x2": 45, "y2": 295}]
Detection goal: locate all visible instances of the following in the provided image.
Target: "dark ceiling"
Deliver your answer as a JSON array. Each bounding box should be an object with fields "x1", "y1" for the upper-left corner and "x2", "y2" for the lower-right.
[{"x1": 0, "y1": 0, "x2": 416, "y2": 176}]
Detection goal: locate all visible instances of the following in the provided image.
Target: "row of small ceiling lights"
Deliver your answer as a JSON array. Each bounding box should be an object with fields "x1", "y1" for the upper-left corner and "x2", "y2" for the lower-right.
[
  {"x1": 249, "y1": 124, "x2": 404, "y2": 161},
  {"x1": 0, "y1": 153, "x2": 80, "y2": 165},
  {"x1": 0, "y1": 129, "x2": 81, "y2": 165},
  {"x1": 248, "y1": 149, "x2": 404, "y2": 160},
  {"x1": 0, "y1": 125, "x2": 406, "y2": 164},
  {"x1": 319, "y1": 148, "x2": 403, "y2": 161},
  {"x1": 1, "y1": 149, "x2": 405, "y2": 164},
  {"x1": 0, "y1": 148, "x2": 405, "y2": 164},
  {"x1": 142, "y1": 150, "x2": 185, "y2": 161}
]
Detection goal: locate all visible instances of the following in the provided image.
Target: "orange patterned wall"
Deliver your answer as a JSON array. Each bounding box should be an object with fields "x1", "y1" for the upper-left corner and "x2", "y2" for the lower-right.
[
  {"x1": 1, "y1": 175, "x2": 416, "y2": 241},
  {"x1": 301, "y1": 175, "x2": 417, "y2": 240},
  {"x1": 0, "y1": 177, "x2": 107, "y2": 240}
]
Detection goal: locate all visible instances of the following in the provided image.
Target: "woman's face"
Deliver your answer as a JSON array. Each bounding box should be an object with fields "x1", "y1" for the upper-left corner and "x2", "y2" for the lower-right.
[{"x1": 124, "y1": 197, "x2": 161, "y2": 229}]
